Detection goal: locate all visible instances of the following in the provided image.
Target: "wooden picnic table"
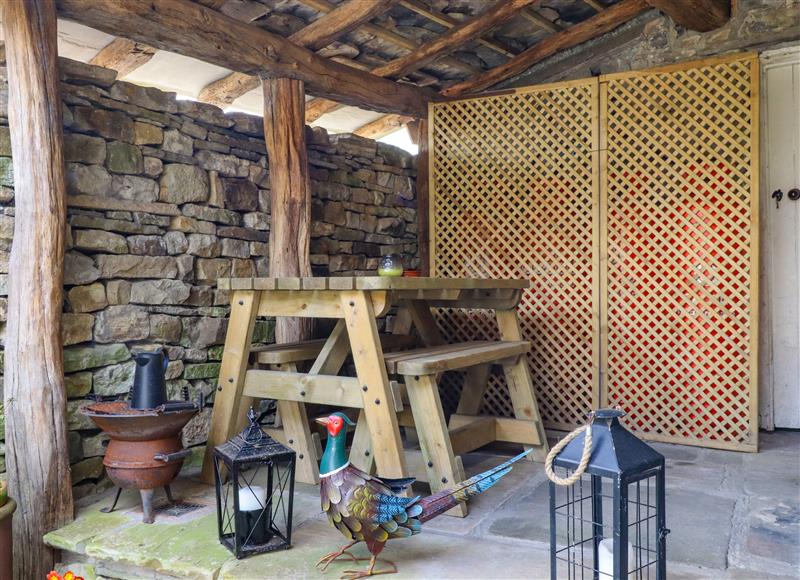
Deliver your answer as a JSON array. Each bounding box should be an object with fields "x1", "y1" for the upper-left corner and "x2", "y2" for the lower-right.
[{"x1": 201, "y1": 277, "x2": 548, "y2": 513}]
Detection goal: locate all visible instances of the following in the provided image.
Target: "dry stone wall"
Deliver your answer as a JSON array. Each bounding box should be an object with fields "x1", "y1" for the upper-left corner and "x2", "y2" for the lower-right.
[{"x1": 0, "y1": 57, "x2": 418, "y2": 497}]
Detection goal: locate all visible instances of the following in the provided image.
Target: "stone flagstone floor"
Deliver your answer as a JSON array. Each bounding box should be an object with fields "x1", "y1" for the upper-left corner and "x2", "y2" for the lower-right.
[{"x1": 45, "y1": 431, "x2": 799, "y2": 579}]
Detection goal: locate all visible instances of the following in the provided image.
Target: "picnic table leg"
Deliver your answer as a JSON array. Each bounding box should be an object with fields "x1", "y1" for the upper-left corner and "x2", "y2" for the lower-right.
[
  {"x1": 341, "y1": 290, "x2": 408, "y2": 480},
  {"x1": 273, "y1": 362, "x2": 320, "y2": 484},
  {"x1": 202, "y1": 290, "x2": 260, "y2": 483},
  {"x1": 495, "y1": 309, "x2": 549, "y2": 461},
  {"x1": 406, "y1": 374, "x2": 468, "y2": 516}
]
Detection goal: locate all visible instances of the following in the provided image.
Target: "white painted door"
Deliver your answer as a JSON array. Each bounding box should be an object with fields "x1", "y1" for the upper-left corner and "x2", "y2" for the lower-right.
[{"x1": 761, "y1": 47, "x2": 800, "y2": 429}]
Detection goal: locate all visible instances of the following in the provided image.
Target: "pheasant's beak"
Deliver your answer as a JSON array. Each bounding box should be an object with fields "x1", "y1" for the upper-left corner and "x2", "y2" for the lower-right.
[{"x1": 314, "y1": 416, "x2": 329, "y2": 427}]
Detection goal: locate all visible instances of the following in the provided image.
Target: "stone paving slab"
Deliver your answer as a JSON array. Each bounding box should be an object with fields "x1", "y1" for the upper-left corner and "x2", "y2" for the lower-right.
[{"x1": 48, "y1": 431, "x2": 800, "y2": 579}]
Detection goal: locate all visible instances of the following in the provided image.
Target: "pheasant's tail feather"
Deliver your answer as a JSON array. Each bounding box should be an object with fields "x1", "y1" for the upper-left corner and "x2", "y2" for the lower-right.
[{"x1": 419, "y1": 449, "x2": 531, "y2": 523}]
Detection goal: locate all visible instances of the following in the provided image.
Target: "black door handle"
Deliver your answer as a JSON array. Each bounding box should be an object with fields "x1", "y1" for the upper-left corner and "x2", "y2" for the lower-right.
[{"x1": 788, "y1": 188, "x2": 800, "y2": 201}]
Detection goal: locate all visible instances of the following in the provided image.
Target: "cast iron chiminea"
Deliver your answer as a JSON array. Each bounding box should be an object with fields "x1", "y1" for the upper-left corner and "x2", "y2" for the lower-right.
[{"x1": 131, "y1": 350, "x2": 169, "y2": 410}]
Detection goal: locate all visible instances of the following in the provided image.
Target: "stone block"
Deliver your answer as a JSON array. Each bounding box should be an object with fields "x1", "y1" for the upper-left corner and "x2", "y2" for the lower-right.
[
  {"x1": 73, "y1": 229, "x2": 128, "y2": 255},
  {"x1": 63, "y1": 313, "x2": 95, "y2": 346},
  {"x1": 64, "y1": 134, "x2": 107, "y2": 164},
  {"x1": 93, "y1": 360, "x2": 136, "y2": 396},
  {"x1": 68, "y1": 282, "x2": 108, "y2": 313},
  {"x1": 71, "y1": 457, "x2": 104, "y2": 485},
  {"x1": 187, "y1": 233, "x2": 221, "y2": 258},
  {"x1": 376, "y1": 217, "x2": 405, "y2": 236},
  {"x1": 127, "y1": 234, "x2": 167, "y2": 256},
  {"x1": 64, "y1": 343, "x2": 130, "y2": 373},
  {"x1": 74, "y1": 107, "x2": 135, "y2": 143},
  {"x1": 221, "y1": 238, "x2": 249, "y2": 259},
  {"x1": 66, "y1": 163, "x2": 111, "y2": 196},
  {"x1": 243, "y1": 212, "x2": 269, "y2": 230},
  {"x1": 143, "y1": 156, "x2": 163, "y2": 178},
  {"x1": 65, "y1": 371, "x2": 92, "y2": 399},
  {"x1": 183, "y1": 363, "x2": 221, "y2": 380},
  {"x1": 180, "y1": 120, "x2": 208, "y2": 140},
  {"x1": 0, "y1": 127, "x2": 10, "y2": 156},
  {"x1": 0, "y1": 157, "x2": 13, "y2": 187},
  {"x1": 109, "y1": 81, "x2": 178, "y2": 113},
  {"x1": 323, "y1": 201, "x2": 346, "y2": 225},
  {"x1": 66, "y1": 400, "x2": 95, "y2": 430},
  {"x1": 106, "y1": 141, "x2": 143, "y2": 174},
  {"x1": 169, "y1": 216, "x2": 216, "y2": 235},
  {"x1": 216, "y1": 226, "x2": 265, "y2": 242},
  {"x1": 159, "y1": 164, "x2": 209, "y2": 204},
  {"x1": 81, "y1": 433, "x2": 110, "y2": 458},
  {"x1": 94, "y1": 305, "x2": 150, "y2": 343},
  {"x1": 221, "y1": 178, "x2": 258, "y2": 211},
  {"x1": 110, "y1": 174, "x2": 158, "y2": 202},
  {"x1": 68, "y1": 431, "x2": 83, "y2": 464},
  {"x1": 176, "y1": 255, "x2": 195, "y2": 283},
  {"x1": 164, "y1": 231, "x2": 188, "y2": 255},
  {"x1": 195, "y1": 149, "x2": 249, "y2": 177},
  {"x1": 0, "y1": 215, "x2": 13, "y2": 240},
  {"x1": 134, "y1": 121, "x2": 164, "y2": 145},
  {"x1": 231, "y1": 258, "x2": 255, "y2": 277},
  {"x1": 64, "y1": 251, "x2": 101, "y2": 286},
  {"x1": 161, "y1": 129, "x2": 193, "y2": 158},
  {"x1": 195, "y1": 258, "x2": 231, "y2": 281},
  {"x1": 106, "y1": 280, "x2": 131, "y2": 305},
  {"x1": 96, "y1": 255, "x2": 178, "y2": 279},
  {"x1": 182, "y1": 204, "x2": 241, "y2": 226},
  {"x1": 60, "y1": 58, "x2": 117, "y2": 87},
  {"x1": 130, "y1": 279, "x2": 191, "y2": 305},
  {"x1": 181, "y1": 316, "x2": 227, "y2": 349}
]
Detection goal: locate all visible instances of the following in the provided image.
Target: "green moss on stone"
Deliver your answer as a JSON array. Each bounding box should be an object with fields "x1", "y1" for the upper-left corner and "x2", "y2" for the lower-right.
[
  {"x1": 183, "y1": 362, "x2": 220, "y2": 380},
  {"x1": 64, "y1": 343, "x2": 131, "y2": 373}
]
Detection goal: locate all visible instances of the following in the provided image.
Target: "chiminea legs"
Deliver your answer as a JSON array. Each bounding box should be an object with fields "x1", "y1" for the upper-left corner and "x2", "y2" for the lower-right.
[
  {"x1": 100, "y1": 487, "x2": 124, "y2": 514},
  {"x1": 141, "y1": 489, "x2": 155, "y2": 524}
]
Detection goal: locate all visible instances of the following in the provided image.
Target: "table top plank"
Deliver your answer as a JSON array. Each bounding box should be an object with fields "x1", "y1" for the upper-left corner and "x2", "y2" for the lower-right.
[{"x1": 217, "y1": 276, "x2": 530, "y2": 291}]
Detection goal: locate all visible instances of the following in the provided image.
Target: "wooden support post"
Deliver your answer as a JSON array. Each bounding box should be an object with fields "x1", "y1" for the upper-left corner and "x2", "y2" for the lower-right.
[
  {"x1": 409, "y1": 120, "x2": 431, "y2": 275},
  {"x1": 1, "y1": 0, "x2": 74, "y2": 576},
  {"x1": 263, "y1": 77, "x2": 313, "y2": 344}
]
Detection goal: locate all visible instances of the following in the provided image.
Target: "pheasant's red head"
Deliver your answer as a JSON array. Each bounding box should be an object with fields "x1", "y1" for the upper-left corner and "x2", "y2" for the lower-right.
[{"x1": 327, "y1": 414, "x2": 345, "y2": 437}]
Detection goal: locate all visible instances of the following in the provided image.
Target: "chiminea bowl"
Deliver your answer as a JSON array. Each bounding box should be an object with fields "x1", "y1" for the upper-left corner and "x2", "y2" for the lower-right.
[{"x1": 82, "y1": 401, "x2": 198, "y2": 523}]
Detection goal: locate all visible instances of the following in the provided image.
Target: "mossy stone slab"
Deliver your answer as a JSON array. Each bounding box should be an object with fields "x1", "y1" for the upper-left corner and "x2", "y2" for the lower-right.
[{"x1": 44, "y1": 507, "x2": 129, "y2": 553}]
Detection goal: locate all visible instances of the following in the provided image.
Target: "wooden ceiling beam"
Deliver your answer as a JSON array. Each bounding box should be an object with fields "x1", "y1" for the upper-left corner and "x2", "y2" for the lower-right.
[
  {"x1": 645, "y1": 0, "x2": 730, "y2": 31},
  {"x1": 198, "y1": 0, "x2": 399, "y2": 108},
  {"x1": 298, "y1": 0, "x2": 481, "y2": 76},
  {"x1": 353, "y1": 114, "x2": 414, "y2": 139},
  {"x1": 442, "y1": 0, "x2": 651, "y2": 97},
  {"x1": 89, "y1": 37, "x2": 156, "y2": 77},
  {"x1": 56, "y1": 0, "x2": 433, "y2": 118},
  {"x1": 398, "y1": 0, "x2": 518, "y2": 58},
  {"x1": 373, "y1": 0, "x2": 537, "y2": 80}
]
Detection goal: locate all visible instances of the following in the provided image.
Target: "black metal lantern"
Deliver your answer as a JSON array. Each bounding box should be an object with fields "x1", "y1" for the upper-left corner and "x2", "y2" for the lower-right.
[
  {"x1": 213, "y1": 408, "x2": 296, "y2": 559},
  {"x1": 548, "y1": 409, "x2": 669, "y2": 579}
]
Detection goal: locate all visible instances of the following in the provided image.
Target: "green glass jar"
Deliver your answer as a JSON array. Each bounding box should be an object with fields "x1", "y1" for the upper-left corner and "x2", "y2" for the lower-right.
[{"x1": 378, "y1": 254, "x2": 404, "y2": 277}]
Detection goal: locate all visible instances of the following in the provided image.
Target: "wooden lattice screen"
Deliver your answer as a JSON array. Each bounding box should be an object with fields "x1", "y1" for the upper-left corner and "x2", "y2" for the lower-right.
[
  {"x1": 600, "y1": 56, "x2": 759, "y2": 450},
  {"x1": 430, "y1": 79, "x2": 600, "y2": 431},
  {"x1": 430, "y1": 54, "x2": 759, "y2": 450}
]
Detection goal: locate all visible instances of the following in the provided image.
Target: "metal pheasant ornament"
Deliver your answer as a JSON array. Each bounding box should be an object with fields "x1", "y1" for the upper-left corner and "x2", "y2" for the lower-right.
[{"x1": 315, "y1": 412, "x2": 531, "y2": 578}]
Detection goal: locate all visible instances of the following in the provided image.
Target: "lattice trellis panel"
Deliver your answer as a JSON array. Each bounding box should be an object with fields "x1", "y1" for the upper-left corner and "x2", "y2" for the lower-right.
[
  {"x1": 430, "y1": 80, "x2": 600, "y2": 430},
  {"x1": 601, "y1": 55, "x2": 759, "y2": 450}
]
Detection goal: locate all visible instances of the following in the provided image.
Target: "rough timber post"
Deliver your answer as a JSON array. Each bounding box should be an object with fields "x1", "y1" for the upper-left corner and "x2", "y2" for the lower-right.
[
  {"x1": 262, "y1": 77, "x2": 314, "y2": 343},
  {"x1": 1, "y1": 0, "x2": 74, "y2": 576}
]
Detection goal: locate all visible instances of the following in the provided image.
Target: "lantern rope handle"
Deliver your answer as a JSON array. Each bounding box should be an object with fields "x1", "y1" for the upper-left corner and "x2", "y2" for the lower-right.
[{"x1": 545, "y1": 413, "x2": 594, "y2": 486}]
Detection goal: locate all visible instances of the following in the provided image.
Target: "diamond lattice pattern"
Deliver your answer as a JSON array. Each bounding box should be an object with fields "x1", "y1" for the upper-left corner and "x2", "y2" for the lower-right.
[
  {"x1": 603, "y1": 57, "x2": 757, "y2": 447},
  {"x1": 431, "y1": 81, "x2": 599, "y2": 430}
]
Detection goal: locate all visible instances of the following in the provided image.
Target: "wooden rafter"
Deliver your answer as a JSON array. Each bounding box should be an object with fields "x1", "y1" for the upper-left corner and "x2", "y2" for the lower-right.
[
  {"x1": 89, "y1": 37, "x2": 156, "y2": 77},
  {"x1": 198, "y1": 0, "x2": 399, "y2": 108},
  {"x1": 582, "y1": 0, "x2": 607, "y2": 12},
  {"x1": 442, "y1": 0, "x2": 651, "y2": 96},
  {"x1": 291, "y1": 0, "x2": 400, "y2": 52},
  {"x1": 56, "y1": 0, "x2": 433, "y2": 117},
  {"x1": 353, "y1": 114, "x2": 414, "y2": 140},
  {"x1": 373, "y1": 0, "x2": 537, "y2": 80},
  {"x1": 398, "y1": 0, "x2": 518, "y2": 58},
  {"x1": 645, "y1": 0, "x2": 730, "y2": 31},
  {"x1": 298, "y1": 0, "x2": 480, "y2": 76}
]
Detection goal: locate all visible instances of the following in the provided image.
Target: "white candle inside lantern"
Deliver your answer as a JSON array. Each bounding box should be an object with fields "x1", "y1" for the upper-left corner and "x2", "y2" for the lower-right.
[
  {"x1": 598, "y1": 538, "x2": 636, "y2": 578},
  {"x1": 238, "y1": 485, "x2": 267, "y2": 512}
]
